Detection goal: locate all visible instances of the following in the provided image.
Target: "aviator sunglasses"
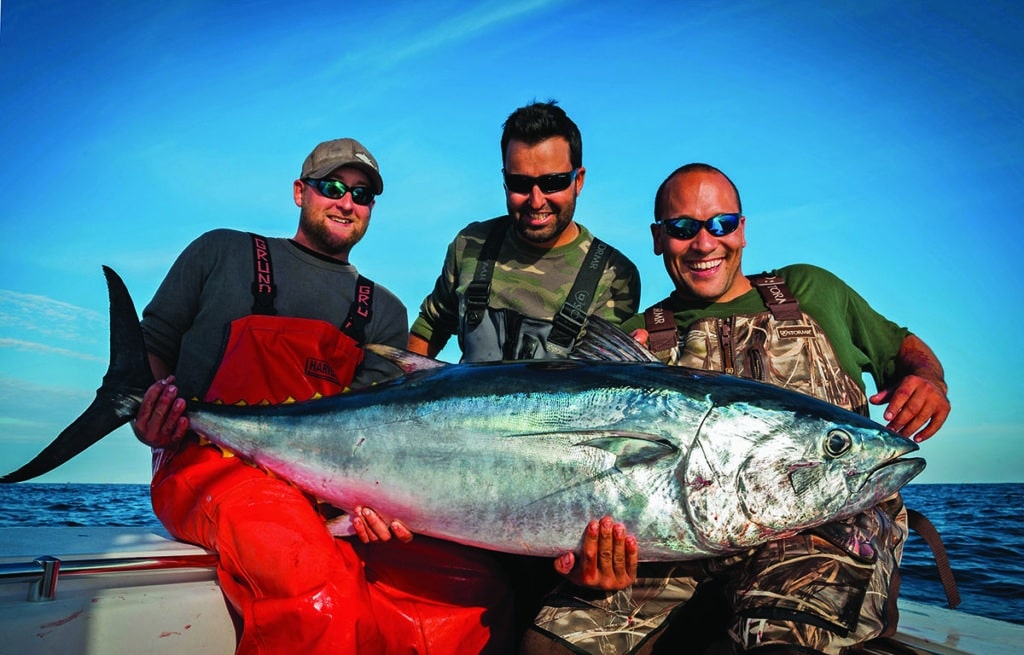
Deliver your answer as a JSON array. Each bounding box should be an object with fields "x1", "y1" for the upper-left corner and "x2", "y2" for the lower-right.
[
  {"x1": 502, "y1": 168, "x2": 579, "y2": 195},
  {"x1": 656, "y1": 213, "x2": 741, "y2": 240},
  {"x1": 304, "y1": 178, "x2": 375, "y2": 206}
]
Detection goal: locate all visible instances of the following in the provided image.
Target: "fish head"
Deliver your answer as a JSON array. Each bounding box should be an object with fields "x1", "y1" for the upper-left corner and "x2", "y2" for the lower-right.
[
  {"x1": 683, "y1": 391, "x2": 925, "y2": 550},
  {"x1": 735, "y1": 411, "x2": 923, "y2": 527}
]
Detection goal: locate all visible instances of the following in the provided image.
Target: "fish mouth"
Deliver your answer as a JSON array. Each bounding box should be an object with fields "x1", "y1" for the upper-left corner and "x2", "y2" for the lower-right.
[
  {"x1": 858, "y1": 456, "x2": 926, "y2": 501},
  {"x1": 856, "y1": 429, "x2": 925, "y2": 496}
]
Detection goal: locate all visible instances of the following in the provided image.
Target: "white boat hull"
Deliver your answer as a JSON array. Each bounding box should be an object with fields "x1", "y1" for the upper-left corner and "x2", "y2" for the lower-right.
[
  {"x1": 1, "y1": 527, "x2": 1020, "y2": 655},
  {"x1": 0, "y1": 527, "x2": 235, "y2": 654}
]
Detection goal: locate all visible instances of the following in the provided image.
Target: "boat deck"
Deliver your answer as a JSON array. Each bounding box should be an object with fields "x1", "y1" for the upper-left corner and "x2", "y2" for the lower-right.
[
  {"x1": 1, "y1": 527, "x2": 1021, "y2": 654},
  {"x1": 0, "y1": 527, "x2": 235, "y2": 654}
]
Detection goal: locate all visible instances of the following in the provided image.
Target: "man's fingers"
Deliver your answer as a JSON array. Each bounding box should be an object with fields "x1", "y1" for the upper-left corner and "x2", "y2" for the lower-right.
[
  {"x1": 597, "y1": 516, "x2": 614, "y2": 564},
  {"x1": 390, "y1": 520, "x2": 414, "y2": 543},
  {"x1": 883, "y1": 377, "x2": 950, "y2": 442},
  {"x1": 352, "y1": 507, "x2": 378, "y2": 543},
  {"x1": 134, "y1": 379, "x2": 188, "y2": 447},
  {"x1": 624, "y1": 534, "x2": 639, "y2": 577},
  {"x1": 554, "y1": 552, "x2": 575, "y2": 576},
  {"x1": 135, "y1": 381, "x2": 165, "y2": 430},
  {"x1": 612, "y1": 523, "x2": 627, "y2": 575},
  {"x1": 361, "y1": 507, "x2": 390, "y2": 541}
]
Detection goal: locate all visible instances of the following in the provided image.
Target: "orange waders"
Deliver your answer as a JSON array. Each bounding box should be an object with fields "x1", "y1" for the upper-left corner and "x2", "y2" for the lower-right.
[{"x1": 151, "y1": 238, "x2": 512, "y2": 653}]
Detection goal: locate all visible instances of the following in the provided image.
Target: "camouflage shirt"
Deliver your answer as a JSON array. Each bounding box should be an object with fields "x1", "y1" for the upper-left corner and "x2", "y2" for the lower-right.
[{"x1": 411, "y1": 217, "x2": 641, "y2": 355}]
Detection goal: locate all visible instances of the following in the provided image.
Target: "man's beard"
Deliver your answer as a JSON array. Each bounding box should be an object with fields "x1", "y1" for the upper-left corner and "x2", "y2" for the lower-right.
[
  {"x1": 512, "y1": 196, "x2": 576, "y2": 245},
  {"x1": 298, "y1": 209, "x2": 361, "y2": 259}
]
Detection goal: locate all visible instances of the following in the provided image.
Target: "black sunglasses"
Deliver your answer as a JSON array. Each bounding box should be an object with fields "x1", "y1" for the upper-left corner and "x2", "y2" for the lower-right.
[
  {"x1": 304, "y1": 178, "x2": 375, "y2": 206},
  {"x1": 656, "y1": 213, "x2": 741, "y2": 240},
  {"x1": 502, "y1": 168, "x2": 579, "y2": 195}
]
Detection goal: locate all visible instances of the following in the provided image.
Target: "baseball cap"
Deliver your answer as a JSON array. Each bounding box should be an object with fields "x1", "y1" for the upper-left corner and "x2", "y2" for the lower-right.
[{"x1": 300, "y1": 138, "x2": 383, "y2": 194}]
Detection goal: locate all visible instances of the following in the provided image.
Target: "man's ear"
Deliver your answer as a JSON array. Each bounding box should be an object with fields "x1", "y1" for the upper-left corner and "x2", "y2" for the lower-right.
[{"x1": 651, "y1": 223, "x2": 663, "y2": 256}]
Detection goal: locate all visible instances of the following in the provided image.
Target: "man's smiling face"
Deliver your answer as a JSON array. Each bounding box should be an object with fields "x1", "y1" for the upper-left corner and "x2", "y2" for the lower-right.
[{"x1": 651, "y1": 169, "x2": 749, "y2": 303}]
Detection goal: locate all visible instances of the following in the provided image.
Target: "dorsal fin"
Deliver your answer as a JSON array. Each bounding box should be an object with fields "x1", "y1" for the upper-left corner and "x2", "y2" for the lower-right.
[
  {"x1": 571, "y1": 315, "x2": 661, "y2": 363},
  {"x1": 367, "y1": 314, "x2": 658, "y2": 372}
]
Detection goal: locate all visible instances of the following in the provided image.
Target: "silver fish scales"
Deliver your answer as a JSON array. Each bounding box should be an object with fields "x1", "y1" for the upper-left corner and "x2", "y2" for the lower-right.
[{"x1": 2, "y1": 267, "x2": 924, "y2": 560}]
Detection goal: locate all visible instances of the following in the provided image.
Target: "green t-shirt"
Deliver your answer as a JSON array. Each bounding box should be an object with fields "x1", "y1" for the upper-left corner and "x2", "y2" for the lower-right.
[{"x1": 622, "y1": 264, "x2": 909, "y2": 392}]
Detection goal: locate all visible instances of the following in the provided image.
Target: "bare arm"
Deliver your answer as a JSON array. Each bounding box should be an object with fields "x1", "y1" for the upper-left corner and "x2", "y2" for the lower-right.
[
  {"x1": 148, "y1": 353, "x2": 171, "y2": 380},
  {"x1": 869, "y1": 334, "x2": 950, "y2": 442}
]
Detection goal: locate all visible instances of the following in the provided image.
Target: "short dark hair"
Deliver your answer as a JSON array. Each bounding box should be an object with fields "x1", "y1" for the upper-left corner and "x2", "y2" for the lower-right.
[
  {"x1": 501, "y1": 101, "x2": 583, "y2": 169},
  {"x1": 653, "y1": 163, "x2": 742, "y2": 219}
]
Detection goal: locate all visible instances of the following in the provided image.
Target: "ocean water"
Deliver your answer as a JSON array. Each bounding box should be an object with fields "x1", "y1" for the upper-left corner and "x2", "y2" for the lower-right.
[
  {"x1": 898, "y1": 483, "x2": 1024, "y2": 625},
  {"x1": 0, "y1": 482, "x2": 1021, "y2": 625}
]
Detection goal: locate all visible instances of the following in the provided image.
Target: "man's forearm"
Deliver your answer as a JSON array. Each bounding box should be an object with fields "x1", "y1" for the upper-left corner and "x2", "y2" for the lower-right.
[{"x1": 896, "y1": 334, "x2": 947, "y2": 393}]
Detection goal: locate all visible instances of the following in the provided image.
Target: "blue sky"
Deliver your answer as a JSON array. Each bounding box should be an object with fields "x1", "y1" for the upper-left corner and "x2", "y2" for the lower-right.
[{"x1": 1, "y1": 1, "x2": 1021, "y2": 484}]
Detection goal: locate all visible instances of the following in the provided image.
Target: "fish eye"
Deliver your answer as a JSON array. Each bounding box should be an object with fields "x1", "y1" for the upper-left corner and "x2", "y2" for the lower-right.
[{"x1": 824, "y1": 429, "x2": 852, "y2": 457}]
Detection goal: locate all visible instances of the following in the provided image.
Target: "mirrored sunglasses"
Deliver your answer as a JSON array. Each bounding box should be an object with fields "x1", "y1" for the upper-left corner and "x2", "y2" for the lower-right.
[
  {"x1": 304, "y1": 178, "x2": 375, "y2": 206},
  {"x1": 502, "y1": 168, "x2": 579, "y2": 195},
  {"x1": 656, "y1": 213, "x2": 741, "y2": 240}
]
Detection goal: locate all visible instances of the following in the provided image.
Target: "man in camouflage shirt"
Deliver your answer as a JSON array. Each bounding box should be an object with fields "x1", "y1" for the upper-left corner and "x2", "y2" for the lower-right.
[
  {"x1": 521, "y1": 163, "x2": 950, "y2": 655},
  {"x1": 408, "y1": 101, "x2": 640, "y2": 362}
]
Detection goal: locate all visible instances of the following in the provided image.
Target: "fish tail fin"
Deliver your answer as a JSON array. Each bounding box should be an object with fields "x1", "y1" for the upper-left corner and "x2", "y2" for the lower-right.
[{"x1": 0, "y1": 266, "x2": 154, "y2": 483}]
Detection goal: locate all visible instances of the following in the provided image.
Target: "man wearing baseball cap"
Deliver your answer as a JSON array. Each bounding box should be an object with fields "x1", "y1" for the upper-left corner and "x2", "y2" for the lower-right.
[
  {"x1": 301, "y1": 137, "x2": 384, "y2": 194},
  {"x1": 133, "y1": 138, "x2": 512, "y2": 654}
]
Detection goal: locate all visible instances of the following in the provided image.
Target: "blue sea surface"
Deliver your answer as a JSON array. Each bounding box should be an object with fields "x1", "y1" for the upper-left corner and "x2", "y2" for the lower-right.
[
  {"x1": 0, "y1": 482, "x2": 1021, "y2": 626},
  {"x1": 0, "y1": 482, "x2": 158, "y2": 528},
  {"x1": 898, "y1": 483, "x2": 1024, "y2": 625}
]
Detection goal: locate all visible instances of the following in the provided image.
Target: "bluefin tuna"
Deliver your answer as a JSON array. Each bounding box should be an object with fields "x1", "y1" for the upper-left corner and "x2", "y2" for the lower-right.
[{"x1": 1, "y1": 267, "x2": 925, "y2": 560}]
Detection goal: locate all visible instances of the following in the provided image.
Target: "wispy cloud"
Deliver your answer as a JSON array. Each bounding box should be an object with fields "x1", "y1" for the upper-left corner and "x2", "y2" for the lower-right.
[
  {"x1": 0, "y1": 374, "x2": 96, "y2": 445},
  {"x1": 319, "y1": 0, "x2": 567, "y2": 77},
  {"x1": 0, "y1": 338, "x2": 105, "y2": 362},
  {"x1": 0, "y1": 289, "x2": 104, "y2": 345},
  {"x1": 383, "y1": 0, "x2": 561, "y2": 65},
  {"x1": 0, "y1": 373, "x2": 97, "y2": 399}
]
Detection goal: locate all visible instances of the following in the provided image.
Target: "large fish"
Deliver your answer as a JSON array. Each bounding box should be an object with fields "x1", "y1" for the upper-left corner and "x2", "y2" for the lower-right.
[{"x1": 1, "y1": 267, "x2": 924, "y2": 560}]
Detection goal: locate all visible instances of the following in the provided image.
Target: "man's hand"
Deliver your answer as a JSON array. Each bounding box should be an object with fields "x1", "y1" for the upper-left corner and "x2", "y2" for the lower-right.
[
  {"x1": 870, "y1": 374, "x2": 949, "y2": 442},
  {"x1": 133, "y1": 377, "x2": 189, "y2": 448},
  {"x1": 871, "y1": 334, "x2": 950, "y2": 443},
  {"x1": 630, "y1": 328, "x2": 650, "y2": 348},
  {"x1": 554, "y1": 516, "x2": 638, "y2": 590},
  {"x1": 352, "y1": 506, "x2": 414, "y2": 544}
]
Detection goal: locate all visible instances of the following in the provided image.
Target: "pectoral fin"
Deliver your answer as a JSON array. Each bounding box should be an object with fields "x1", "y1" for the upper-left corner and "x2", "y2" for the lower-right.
[
  {"x1": 579, "y1": 431, "x2": 678, "y2": 468},
  {"x1": 364, "y1": 344, "x2": 448, "y2": 374}
]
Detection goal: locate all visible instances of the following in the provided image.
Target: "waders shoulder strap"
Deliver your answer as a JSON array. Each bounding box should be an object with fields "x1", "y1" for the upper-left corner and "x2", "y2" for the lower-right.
[
  {"x1": 907, "y1": 508, "x2": 961, "y2": 609},
  {"x1": 749, "y1": 272, "x2": 803, "y2": 321},
  {"x1": 464, "y1": 217, "x2": 508, "y2": 328},
  {"x1": 250, "y1": 233, "x2": 278, "y2": 316},
  {"x1": 548, "y1": 237, "x2": 613, "y2": 351},
  {"x1": 249, "y1": 233, "x2": 374, "y2": 342},
  {"x1": 644, "y1": 301, "x2": 679, "y2": 354},
  {"x1": 341, "y1": 276, "x2": 374, "y2": 345}
]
